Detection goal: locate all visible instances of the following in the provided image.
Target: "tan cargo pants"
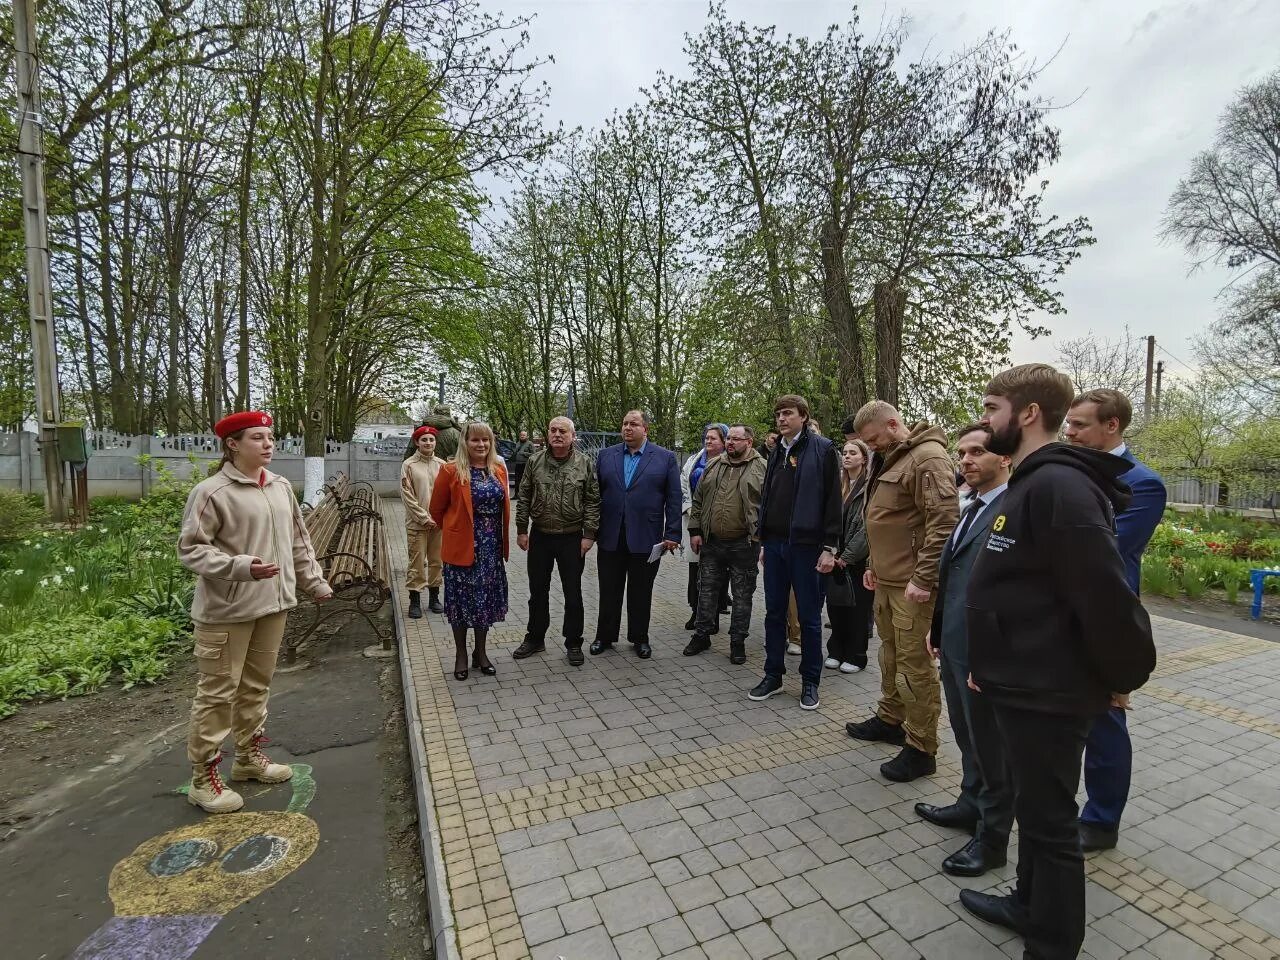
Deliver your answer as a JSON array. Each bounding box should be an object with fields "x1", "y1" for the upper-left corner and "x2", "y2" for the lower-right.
[
  {"x1": 187, "y1": 611, "x2": 288, "y2": 763},
  {"x1": 407, "y1": 525, "x2": 443, "y2": 591},
  {"x1": 873, "y1": 586, "x2": 942, "y2": 755}
]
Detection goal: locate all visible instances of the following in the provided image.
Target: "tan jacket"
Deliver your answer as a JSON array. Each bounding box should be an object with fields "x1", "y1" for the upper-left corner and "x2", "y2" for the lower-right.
[
  {"x1": 178, "y1": 464, "x2": 328, "y2": 624},
  {"x1": 689, "y1": 448, "x2": 767, "y2": 542},
  {"x1": 865, "y1": 422, "x2": 959, "y2": 590},
  {"x1": 400, "y1": 452, "x2": 443, "y2": 531}
]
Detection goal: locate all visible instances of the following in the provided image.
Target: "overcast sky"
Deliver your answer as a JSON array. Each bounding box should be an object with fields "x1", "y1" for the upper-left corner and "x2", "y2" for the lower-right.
[{"x1": 494, "y1": 0, "x2": 1280, "y2": 375}]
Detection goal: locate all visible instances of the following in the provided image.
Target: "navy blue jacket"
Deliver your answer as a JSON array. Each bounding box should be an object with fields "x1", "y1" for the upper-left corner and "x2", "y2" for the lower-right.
[
  {"x1": 757, "y1": 432, "x2": 842, "y2": 548},
  {"x1": 596, "y1": 441, "x2": 682, "y2": 554},
  {"x1": 1115, "y1": 448, "x2": 1166, "y2": 594},
  {"x1": 930, "y1": 489, "x2": 1007, "y2": 662}
]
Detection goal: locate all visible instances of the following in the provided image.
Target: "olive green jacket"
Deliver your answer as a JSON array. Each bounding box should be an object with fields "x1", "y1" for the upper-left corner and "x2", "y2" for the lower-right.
[{"x1": 516, "y1": 448, "x2": 601, "y2": 538}]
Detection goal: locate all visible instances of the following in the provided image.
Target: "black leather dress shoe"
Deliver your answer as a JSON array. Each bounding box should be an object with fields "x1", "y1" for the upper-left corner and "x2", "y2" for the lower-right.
[
  {"x1": 914, "y1": 802, "x2": 978, "y2": 832},
  {"x1": 1079, "y1": 821, "x2": 1118, "y2": 852},
  {"x1": 958, "y1": 889, "x2": 1028, "y2": 934},
  {"x1": 943, "y1": 837, "x2": 1007, "y2": 877},
  {"x1": 635, "y1": 641, "x2": 652, "y2": 659},
  {"x1": 589, "y1": 639, "x2": 613, "y2": 655}
]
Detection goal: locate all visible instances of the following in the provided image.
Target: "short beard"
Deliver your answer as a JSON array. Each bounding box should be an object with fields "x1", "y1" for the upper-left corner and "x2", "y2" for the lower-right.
[
  {"x1": 727, "y1": 447, "x2": 744, "y2": 461},
  {"x1": 986, "y1": 420, "x2": 1021, "y2": 457}
]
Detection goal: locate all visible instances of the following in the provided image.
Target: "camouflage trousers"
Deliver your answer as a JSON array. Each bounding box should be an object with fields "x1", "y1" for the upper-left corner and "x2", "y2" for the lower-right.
[{"x1": 694, "y1": 536, "x2": 760, "y2": 641}]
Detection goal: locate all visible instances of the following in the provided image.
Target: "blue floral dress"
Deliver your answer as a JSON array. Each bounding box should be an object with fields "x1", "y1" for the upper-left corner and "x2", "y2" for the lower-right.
[{"x1": 443, "y1": 468, "x2": 508, "y2": 628}]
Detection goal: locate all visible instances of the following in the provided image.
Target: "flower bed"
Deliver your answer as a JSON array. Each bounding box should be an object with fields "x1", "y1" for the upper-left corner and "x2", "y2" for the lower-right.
[
  {"x1": 0, "y1": 481, "x2": 196, "y2": 719},
  {"x1": 1142, "y1": 510, "x2": 1280, "y2": 603}
]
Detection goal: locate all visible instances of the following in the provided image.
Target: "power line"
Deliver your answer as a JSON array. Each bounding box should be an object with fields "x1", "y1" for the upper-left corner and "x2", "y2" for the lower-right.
[{"x1": 1154, "y1": 344, "x2": 1196, "y2": 373}]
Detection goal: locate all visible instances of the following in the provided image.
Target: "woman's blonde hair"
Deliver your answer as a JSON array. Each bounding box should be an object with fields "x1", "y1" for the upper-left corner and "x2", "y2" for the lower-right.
[
  {"x1": 454, "y1": 421, "x2": 501, "y2": 478},
  {"x1": 840, "y1": 438, "x2": 871, "y2": 498}
]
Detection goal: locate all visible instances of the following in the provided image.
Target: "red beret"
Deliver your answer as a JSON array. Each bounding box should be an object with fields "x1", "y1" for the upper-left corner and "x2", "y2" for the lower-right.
[
  {"x1": 214, "y1": 411, "x2": 272, "y2": 439},
  {"x1": 412, "y1": 425, "x2": 438, "y2": 442}
]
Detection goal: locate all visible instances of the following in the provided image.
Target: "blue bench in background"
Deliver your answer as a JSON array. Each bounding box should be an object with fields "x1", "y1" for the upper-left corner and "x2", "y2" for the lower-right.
[{"x1": 1251, "y1": 568, "x2": 1280, "y2": 620}]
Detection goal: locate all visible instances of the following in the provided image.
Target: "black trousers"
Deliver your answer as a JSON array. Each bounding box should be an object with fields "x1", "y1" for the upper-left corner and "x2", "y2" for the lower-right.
[
  {"x1": 694, "y1": 536, "x2": 758, "y2": 641},
  {"x1": 596, "y1": 544, "x2": 661, "y2": 645},
  {"x1": 992, "y1": 702, "x2": 1094, "y2": 960},
  {"x1": 940, "y1": 651, "x2": 1013, "y2": 851},
  {"x1": 687, "y1": 562, "x2": 729, "y2": 612},
  {"x1": 526, "y1": 530, "x2": 584, "y2": 646},
  {"x1": 825, "y1": 562, "x2": 872, "y2": 667}
]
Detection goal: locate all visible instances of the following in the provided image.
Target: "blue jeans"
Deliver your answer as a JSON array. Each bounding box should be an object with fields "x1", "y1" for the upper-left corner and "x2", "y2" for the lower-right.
[
  {"x1": 1080, "y1": 706, "x2": 1131, "y2": 829},
  {"x1": 762, "y1": 541, "x2": 825, "y2": 684}
]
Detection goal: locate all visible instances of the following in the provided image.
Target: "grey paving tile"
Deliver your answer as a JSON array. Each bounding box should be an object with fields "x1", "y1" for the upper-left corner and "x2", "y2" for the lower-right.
[
  {"x1": 513, "y1": 876, "x2": 571, "y2": 914},
  {"x1": 914, "y1": 921, "x2": 1003, "y2": 959},
  {"x1": 769, "y1": 900, "x2": 860, "y2": 959},
  {"x1": 1143, "y1": 929, "x2": 1213, "y2": 960},
  {"x1": 595, "y1": 877, "x2": 679, "y2": 935},
  {"x1": 867, "y1": 884, "x2": 955, "y2": 940},
  {"x1": 568, "y1": 824, "x2": 641, "y2": 869},
  {"x1": 558, "y1": 897, "x2": 601, "y2": 934},
  {"x1": 807, "y1": 858, "x2": 888, "y2": 909},
  {"x1": 634, "y1": 820, "x2": 703, "y2": 861},
  {"x1": 531, "y1": 923, "x2": 621, "y2": 960},
  {"x1": 614, "y1": 927, "x2": 661, "y2": 960},
  {"x1": 505, "y1": 839, "x2": 577, "y2": 888}
]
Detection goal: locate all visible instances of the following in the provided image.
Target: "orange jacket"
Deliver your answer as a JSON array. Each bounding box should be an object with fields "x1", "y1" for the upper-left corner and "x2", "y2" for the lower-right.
[{"x1": 428, "y1": 461, "x2": 510, "y2": 567}]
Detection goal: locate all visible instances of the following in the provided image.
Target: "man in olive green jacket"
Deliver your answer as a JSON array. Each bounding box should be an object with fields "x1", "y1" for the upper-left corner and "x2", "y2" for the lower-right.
[
  {"x1": 687, "y1": 425, "x2": 767, "y2": 665},
  {"x1": 513, "y1": 416, "x2": 602, "y2": 665},
  {"x1": 846, "y1": 400, "x2": 959, "y2": 784}
]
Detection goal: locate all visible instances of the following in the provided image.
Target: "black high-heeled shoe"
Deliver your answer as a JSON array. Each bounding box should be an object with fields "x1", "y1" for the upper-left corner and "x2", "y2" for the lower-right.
[
  {"x1": 453, "y1": 653, "x2": 469, "y2": 681},
  {"x1": 471, "y1": 652, "x2": 496, "y2": 676}
]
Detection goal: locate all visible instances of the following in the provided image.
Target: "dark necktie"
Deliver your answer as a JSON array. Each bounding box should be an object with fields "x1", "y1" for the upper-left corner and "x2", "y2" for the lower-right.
[{"x1": 952, "y1": 494, "x2": 985, "y2": 547}]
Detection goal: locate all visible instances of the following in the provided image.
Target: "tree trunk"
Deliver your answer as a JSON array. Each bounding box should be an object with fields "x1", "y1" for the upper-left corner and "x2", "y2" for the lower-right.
[
  {"x1": 873, "y1": 281, "x2": 906, "y2": 406},
  {"x1": 819, "y1": 219, "x2": 867, "y2": 412},
  {"x1": 235, "y1": 80, "x2": 261, "y2": 410}
]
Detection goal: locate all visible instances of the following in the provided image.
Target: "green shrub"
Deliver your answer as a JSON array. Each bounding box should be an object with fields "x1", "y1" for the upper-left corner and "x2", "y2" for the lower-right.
[
  {"x1": 0, "y1": 490, "x2": 44, "y2": 541},
  {"x1": 1142, "y1": 557, "x2": 1180, "y2": 598},
  {"x1": 0, "y1": 487, "x2": 197, "y2": 718}
]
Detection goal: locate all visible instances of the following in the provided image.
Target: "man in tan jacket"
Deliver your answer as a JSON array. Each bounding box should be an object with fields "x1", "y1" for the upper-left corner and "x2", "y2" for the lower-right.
[
  {"x1": 846, "y1": 400, "x2": 959, "y2": 783},
  {"x1": 401, "y1": 425, "x2": 444, "y2": 617}
]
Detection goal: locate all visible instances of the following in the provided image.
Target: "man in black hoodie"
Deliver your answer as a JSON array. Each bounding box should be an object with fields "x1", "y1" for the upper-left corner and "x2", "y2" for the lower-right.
[{"x1": 961, "y1": 363, "x2": 1156, "y2": 960}]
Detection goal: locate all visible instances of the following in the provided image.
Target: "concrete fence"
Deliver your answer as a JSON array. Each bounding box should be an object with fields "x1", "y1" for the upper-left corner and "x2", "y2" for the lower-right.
[{"x1": 0, "y1": 430, "x2": 408, "y2": 501}]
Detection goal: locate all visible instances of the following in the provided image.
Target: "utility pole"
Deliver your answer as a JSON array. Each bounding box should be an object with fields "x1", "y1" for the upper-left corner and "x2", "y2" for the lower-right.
[
  {"x1": 12, "y1": 0, "x2": 65, "y2": 520},
  {"x1": 1154, "y1": 360, "x2": 1165, "y2": 421},
  {"x1": 1143, "y1": 335, "x2": 1156, "y2": 425},
  {"x1": 437, "y1": 372, "x2": 445, "y2": 404}
]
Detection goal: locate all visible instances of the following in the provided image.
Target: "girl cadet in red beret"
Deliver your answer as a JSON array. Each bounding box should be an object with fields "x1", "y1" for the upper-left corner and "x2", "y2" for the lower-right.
[
  {"x1": 176, "y1": 412, "x2": 333, "y2": 813},
  {"x1": 401, "y1": 425, "x2": 444, "y2": 617},
  {"x1": 428, "y1": 421, "x2": 510, "y2": 680}
]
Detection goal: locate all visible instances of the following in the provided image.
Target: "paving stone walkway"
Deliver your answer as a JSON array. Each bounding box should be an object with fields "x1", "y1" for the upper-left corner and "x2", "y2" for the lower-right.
[{"x1": 383, "y1": 499, "x2": 1280, "y2": 960}]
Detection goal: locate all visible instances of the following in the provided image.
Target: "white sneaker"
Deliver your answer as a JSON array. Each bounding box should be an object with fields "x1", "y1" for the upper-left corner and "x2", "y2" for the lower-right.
[
  {"x1": 824, "y1": 657, "x2": 839, "y2": 669},
  {"x1": 787, "y1": 643, "x2": 801, "y2": 656},
  {"x1": 189, "y1": 754, "x2": 244, "y2": 814},
  {"x1": 839, "y1": 662, "x2": 863, "y2": 674}
]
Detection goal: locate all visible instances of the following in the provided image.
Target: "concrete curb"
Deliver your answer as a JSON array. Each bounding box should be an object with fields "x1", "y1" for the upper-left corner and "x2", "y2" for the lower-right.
[{"x1": 389, "y1": 587, "x2": 460, "y2": 960}]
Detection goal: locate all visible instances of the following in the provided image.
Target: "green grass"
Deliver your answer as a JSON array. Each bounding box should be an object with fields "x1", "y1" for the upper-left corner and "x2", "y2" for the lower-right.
[{"x1": 0, "y1": 468, "x2": 199, "y2": 719}]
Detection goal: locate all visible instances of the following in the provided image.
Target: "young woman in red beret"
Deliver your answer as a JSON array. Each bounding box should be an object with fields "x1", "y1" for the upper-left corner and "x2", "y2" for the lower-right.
[
  {"x1": 400, "y1": 425, "x2": 444, "y2": 617},
  {"x1": 177, "y1": 412, "x2": 333, "y2": 813},
  {"x1": 428, "y1": 421, "x2": 510, "y2": 680}
]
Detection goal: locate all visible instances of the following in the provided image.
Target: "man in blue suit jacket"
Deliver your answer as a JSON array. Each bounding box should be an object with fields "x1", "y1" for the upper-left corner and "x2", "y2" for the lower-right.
[
  {"x1": 590, "y1": 410, "x2": 682, "y2": 659},
  {"x1": 1065, "y1": 389, "x2": 1167, "y2": 851}
]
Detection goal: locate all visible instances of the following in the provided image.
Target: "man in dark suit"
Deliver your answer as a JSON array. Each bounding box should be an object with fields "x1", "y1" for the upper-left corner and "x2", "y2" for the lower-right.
[
  {"x1": 917, "y1": 423, "x2": 1013, "y2": 877},
  {"x1": 1065, "y1": 388, "x2": 1167, "y2": 852},
  {"x1": 591, "y1": 410, "x2": 682, "y2": 659}
]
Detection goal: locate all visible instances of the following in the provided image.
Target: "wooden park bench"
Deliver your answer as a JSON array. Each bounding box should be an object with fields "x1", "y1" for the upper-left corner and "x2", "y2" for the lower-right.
[
  {"x1": 1251, "y1": 568, "x2": 1280, "y2": 621},
  {"x1": 285, "y1": 473, "x2": 392, "y2": 662}
]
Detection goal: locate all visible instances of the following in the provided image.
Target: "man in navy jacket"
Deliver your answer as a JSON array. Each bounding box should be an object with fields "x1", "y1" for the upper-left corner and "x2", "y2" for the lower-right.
[
  {"x1": 591, "y1": 410, "x2": 682, "y2": 659},
  {"x1": 1065, "y1": 389, "x2": 1167, "y2": 852}
]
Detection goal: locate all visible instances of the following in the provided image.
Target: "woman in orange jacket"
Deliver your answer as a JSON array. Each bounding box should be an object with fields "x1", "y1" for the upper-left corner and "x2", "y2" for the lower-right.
[{"x1": 429, "y1": 421, "x2": 510, "y2": 680}]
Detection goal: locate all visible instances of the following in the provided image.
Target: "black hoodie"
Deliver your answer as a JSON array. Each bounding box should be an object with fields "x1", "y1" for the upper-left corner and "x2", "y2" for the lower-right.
[{"x1": 966, "y1": 442, "x2": 1156, "y2": 716}]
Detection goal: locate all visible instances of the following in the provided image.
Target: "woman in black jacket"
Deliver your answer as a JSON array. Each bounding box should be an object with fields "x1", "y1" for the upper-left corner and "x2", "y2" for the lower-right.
[{"x1": 825, "y1": 438, "x2": 873, "y2": 672}]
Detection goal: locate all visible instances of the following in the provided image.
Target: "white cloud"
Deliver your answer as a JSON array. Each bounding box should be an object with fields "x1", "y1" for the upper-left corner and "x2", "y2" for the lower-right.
[{"x1": 498, "y1": 0, "x2": 1280, "y2": 366}]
